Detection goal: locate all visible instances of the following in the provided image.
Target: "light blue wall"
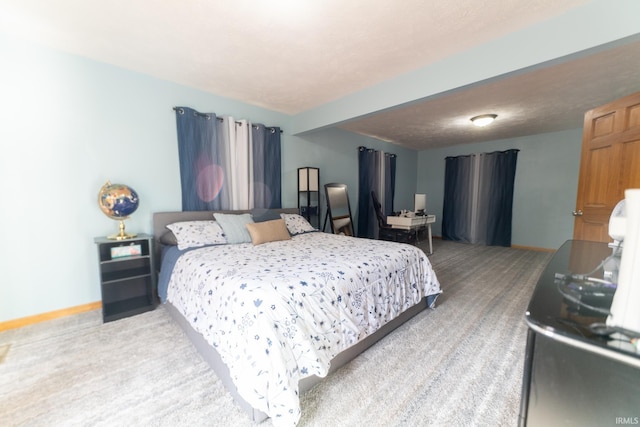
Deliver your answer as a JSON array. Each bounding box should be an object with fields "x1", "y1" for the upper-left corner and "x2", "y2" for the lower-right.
[
  {"x1": 417, "y1": 129, "x2": 583, "y2": 250},
  {"x1": 0, "y1": 34, "x2": 415, "y2": 323},
  {"x1": 0, "y1": 34, "x2": 292, "y2": 323}
]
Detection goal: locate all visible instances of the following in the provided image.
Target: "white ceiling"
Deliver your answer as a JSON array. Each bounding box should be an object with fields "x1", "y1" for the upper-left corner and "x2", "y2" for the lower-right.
[{"x1": 1, "y1": 0, "x2": 639, "y2": 150}]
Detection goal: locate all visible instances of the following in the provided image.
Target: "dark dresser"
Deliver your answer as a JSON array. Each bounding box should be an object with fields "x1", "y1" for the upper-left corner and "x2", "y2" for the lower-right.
[{"x1": 519, "y1": 240, "x2": 640, "y2": 426}]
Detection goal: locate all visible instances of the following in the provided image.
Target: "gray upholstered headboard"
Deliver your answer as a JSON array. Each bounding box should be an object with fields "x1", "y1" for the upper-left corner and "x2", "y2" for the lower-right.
[{"x1": 152, "y1": 208, "x2": 299, "y2": 262}]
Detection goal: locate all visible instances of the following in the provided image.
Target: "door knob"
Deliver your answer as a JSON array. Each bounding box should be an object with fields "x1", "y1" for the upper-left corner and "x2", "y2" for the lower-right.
[{"x1": 572, "y1": 209, "x2": 583, "y2": 216}]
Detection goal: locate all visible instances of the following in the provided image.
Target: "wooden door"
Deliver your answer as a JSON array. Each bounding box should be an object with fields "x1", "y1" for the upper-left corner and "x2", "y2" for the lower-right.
[{"x1": 573, "y1": 91, "x2": 640, "y2": 242}]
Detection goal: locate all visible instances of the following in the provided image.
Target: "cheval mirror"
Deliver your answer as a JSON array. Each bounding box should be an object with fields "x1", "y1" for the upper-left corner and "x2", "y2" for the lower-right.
[{"x1": 324, "y1": 183, "x2": 354, "y2": 236}]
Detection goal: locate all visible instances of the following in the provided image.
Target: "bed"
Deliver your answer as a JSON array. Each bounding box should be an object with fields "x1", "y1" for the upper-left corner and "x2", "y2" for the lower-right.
[{"x1": 153, "y1": 208, "x2": 441, "y2": 426}]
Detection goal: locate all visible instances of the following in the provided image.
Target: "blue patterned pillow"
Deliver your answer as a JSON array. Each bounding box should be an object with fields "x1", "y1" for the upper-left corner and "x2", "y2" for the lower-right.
[
  {"x1": 280, "y1": 213, "x2": 316, "y2": 235},
  {"x1": 213, "y1": 213, "x2": 254, "y2": 244},
  {"x1": 165, "y1": 220, "x2": 227, "y2": 250}
]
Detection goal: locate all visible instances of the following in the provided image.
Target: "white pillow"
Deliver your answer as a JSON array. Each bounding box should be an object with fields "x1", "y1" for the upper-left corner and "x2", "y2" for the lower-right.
[
  {"x1": 166, "y1": 220, "x2": 227, "y2": 250},
  {"x1": 280, "y1": 213, "x2": 316, "y2": 235}
]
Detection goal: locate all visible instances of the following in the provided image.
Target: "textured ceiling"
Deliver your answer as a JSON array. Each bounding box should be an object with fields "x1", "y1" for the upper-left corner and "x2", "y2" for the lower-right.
[
  {"x1": 1, "y1": 0, "x2": 638, "y2": 150},
  {"x1": 339, "y1": 40, "x2": 640, "y2": 149}
]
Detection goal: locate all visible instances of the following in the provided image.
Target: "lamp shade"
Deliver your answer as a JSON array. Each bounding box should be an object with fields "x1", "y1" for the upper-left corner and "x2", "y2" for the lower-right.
[{"x1": 298, "y1": 167, "x2": 319, "y2": 192}]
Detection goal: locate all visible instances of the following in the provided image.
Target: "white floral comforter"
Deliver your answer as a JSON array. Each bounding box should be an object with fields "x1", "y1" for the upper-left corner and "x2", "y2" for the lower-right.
[{"x1": 165, "y1": 232, "x2": 441, "y2": 426}]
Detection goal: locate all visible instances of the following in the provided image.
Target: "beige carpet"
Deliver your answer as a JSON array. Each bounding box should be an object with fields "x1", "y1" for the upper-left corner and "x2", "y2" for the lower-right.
[{"x1": 0, "y1": 240, "x2": 552, "y2": 426}]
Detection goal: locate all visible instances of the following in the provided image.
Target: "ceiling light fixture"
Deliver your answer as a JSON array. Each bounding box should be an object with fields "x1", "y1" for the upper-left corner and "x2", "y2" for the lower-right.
[{"x1": 470, "y1": 114, "x2": 497, "y2": 127}]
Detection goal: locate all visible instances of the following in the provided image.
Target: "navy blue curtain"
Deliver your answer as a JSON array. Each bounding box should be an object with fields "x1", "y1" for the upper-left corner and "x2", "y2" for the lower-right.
[
  {"x1": 175, "y1": 107, "x2": 222, "y2": 211},
  {"x1": 357, "y1": 147, "x2": 396, "y2": 238},
  {"x1": 384, "y1": 153, "x2": 396, "y2": 215},
  {"x1": 251, "y1": 124, "x2": 282, "y2": 208},
  {"x1": 357, "y1": 147, "x2": 376, "y2": 238},
  {"x1": 484, "y1": 150, "x2": 518, "y2": 246},
  {"x1": 442, "y1": 149, "x2": 518, "y2": 246},
  {"x1": 442, "y1": 154, "x2": 474, "y2": 242}
]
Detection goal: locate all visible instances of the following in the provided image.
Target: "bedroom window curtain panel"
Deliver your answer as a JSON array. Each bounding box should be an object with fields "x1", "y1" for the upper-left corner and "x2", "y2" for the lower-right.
[
  {"x1": 442, "y1": 149, "x2": 519, "y2": 246},
  {"x1": 357, "y1": 146, "x2": 396, "y2": 239},
  {"x1": 252, "y1": 123, "x2": 282, "y2": 209},
  {"x1": 175, "y1": 106, "x2": 281, "y2": 211}
]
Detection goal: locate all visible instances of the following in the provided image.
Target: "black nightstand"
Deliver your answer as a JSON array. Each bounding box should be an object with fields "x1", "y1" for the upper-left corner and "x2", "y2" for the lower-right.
[{"x1": 94, "y1": 233, "x2": 156, "y2": 322}]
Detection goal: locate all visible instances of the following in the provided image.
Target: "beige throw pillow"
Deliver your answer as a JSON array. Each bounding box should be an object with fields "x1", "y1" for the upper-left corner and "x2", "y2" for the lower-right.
[{"x1": 246, "y1": 219, "x2": 292, "y2": 245}]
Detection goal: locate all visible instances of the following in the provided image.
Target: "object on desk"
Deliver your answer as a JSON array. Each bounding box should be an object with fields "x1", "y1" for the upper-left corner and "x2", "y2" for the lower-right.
[
  {"x1": 400, "y1": 210, "x2": 415, "y2": 218},
  {"x1": 604, "y1": 198, "x2": 625, "y2": 284},
  {"x1": 608, "y1": 199, "x2": 626, "y2": 245},
  {"x1": 607, "y1": 189, "x2": 640, "y2": 334},
  {"x1": 414, "y1": 193, "x2": 426, "y2": 214}
]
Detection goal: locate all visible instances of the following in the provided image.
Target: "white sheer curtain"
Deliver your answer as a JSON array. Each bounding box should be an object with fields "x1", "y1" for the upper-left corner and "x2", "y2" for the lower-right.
[{"x1": 220, "y1": 117, "x2": 254, "y2": 210}]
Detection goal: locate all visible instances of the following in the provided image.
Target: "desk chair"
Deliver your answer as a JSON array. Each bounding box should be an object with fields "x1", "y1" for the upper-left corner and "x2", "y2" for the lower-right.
[{"x1": 371, "y1": 191, "x2": 415, "y2": 244}]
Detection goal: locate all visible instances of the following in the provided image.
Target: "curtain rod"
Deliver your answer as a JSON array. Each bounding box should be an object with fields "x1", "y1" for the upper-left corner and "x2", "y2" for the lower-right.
[
  {"x1": 444, "y1": 148, "x2": 520, "y2": 160},
  {"x1": 357, "y1": 145, "x2": 396, "y2": 157},
  {"x1": 173, "y1": 107, "x2": 282, "y2": 133}
]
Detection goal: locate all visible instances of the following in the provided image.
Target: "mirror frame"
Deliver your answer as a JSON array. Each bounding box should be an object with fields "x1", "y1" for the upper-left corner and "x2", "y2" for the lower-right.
[{"x1": 324, "y1": 183, "x2": 354, "y2": 236}]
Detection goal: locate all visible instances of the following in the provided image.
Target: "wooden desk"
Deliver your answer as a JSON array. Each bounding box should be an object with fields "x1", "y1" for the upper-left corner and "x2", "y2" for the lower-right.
[{"x1": 386, "y1": 214, "x2": 436, "y2": 254}]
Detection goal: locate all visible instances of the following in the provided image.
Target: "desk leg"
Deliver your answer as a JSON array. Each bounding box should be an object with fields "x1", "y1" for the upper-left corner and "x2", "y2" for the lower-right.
[{"x1": 427, "y1": 224, "x2": 433, "y2": 254}]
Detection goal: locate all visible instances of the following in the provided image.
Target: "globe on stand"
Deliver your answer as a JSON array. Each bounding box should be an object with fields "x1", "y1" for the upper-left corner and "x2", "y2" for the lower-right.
[{"x1": 98, "y1": 181, "x2": 139, "y2": 240}]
